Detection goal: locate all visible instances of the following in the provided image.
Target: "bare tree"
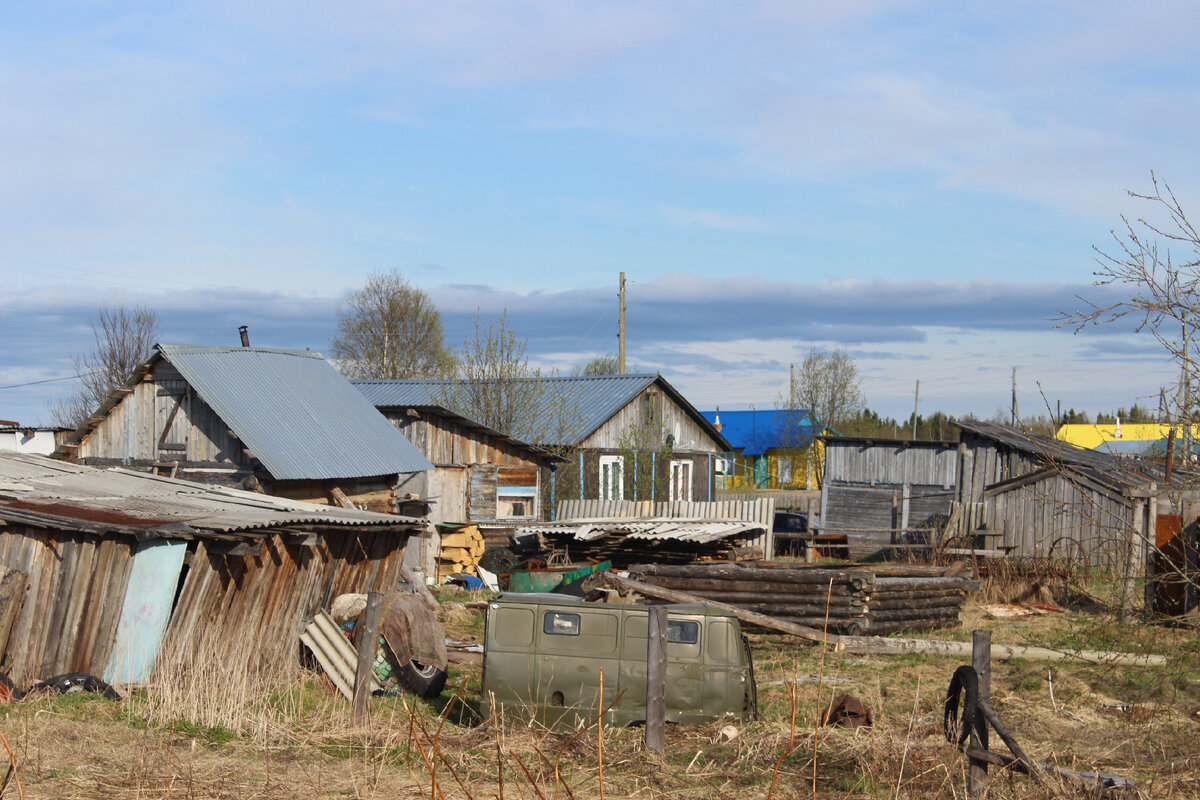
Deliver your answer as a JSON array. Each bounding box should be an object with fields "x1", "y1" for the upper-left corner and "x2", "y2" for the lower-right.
[
  {"x1": 437, "y1": 310, "x2": 544, "y2": 442},
  {"x1": 573, "y1": 353, "x2": 621, "y2": 376},
  {"x1": 438, "y1": 310, "x2": 583, "y2": 448},
  {"x1": 783, "y1": 348, "x2": 864, "y2": 430},
  {"x1": 330, "y1": 269, "x2": 452, "y2": 379},
  {"x1": 49, "y1": 305, "x2": 159, "y2": 427},
  {"x1": 1061, "y1": 172, "x2": 1200, "y2": 381}
]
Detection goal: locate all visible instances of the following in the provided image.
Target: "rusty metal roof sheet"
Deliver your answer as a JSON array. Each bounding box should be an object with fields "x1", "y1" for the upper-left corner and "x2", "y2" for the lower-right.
[{"x1": 0, "y1": 452, "x2": 429, "y2": 538}]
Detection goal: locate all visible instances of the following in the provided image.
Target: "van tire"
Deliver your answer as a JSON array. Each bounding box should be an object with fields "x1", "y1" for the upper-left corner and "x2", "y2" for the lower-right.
[{"x1": 399, "y1": 660, "x2": 447, "y2": 698}]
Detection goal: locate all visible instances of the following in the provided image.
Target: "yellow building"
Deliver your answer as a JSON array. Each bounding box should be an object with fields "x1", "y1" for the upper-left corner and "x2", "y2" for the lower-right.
[{"x1": 1056, "y1": 422, "x2": 1199, "y2": 454}]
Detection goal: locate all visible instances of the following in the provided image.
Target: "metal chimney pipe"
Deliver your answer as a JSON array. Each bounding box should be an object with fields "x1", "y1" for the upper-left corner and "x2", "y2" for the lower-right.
[{"x1": 238, "y1": 326, "x2": 250, "y2": 347}]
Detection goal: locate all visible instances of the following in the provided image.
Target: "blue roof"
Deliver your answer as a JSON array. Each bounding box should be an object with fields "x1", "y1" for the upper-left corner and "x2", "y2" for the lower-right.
[
  {"x1": 355, "y1": 373, "x2": 730, "y2": 449},
  {"x1": 700, "y1": 409, "x2": 817, "y2": 455},
  {"x1": 159, "y1": 345, "x2": 434, "y2": 480}
]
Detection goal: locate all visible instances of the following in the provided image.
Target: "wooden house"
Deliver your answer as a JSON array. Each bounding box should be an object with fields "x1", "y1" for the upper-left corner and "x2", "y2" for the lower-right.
[
  {"x1": 700, "y1": 408, "x2": 823, "y2": 490},
  {"x1": 819, "y1": 435, "x2": 960, "y2": 557},
  {"x1": 52, "y1": 345, "x2": 434, "y2": 513},
  {"x1": 368, "y1": 404, "x2": 563, "y2": 526},
  {"x1": 355, "y1": 373, "x2": 731, "y2": 520},
  {"x1": 0, "y1": 453, "x2": 428, "y2": 685}
]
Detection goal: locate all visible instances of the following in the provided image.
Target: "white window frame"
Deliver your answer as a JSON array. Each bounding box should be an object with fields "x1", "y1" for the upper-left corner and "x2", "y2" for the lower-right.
[
  {"x1": 599, "y1": 455, "x2": 625, "y2": 501},
  {"x1": 670, "y1": 459, "x2": 692, "y2": 502}
]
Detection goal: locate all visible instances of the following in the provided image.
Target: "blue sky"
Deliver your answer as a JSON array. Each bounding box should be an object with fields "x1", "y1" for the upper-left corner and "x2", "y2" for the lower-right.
[{"x1": 2, "y1": 1, "x2": 1197, "y2": 425}]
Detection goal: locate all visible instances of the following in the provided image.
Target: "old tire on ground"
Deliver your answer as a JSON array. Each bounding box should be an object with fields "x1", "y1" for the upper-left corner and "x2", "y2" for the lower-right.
[
  {"x1": 398, "y1": 660, "x2": 447, "y2": 698},
  {"x1": 943, "y1": 665, "x2": 981, "y2": 747}
]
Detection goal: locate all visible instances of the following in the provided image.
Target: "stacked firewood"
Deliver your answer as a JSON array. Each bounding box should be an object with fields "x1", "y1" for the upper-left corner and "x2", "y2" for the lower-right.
[
  {"x1": 437, "y1": 525, "x2": 486, "y2": 581},
  {"x1": 626, "y1": 563, "x2": 977, "y2": 635}
]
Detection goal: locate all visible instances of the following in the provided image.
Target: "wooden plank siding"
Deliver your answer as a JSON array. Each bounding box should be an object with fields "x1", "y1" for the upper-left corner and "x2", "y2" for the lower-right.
[
  {"x1": 74, "y1": 362, "x2": 245, "y2": 466},
  {"x1": 824, "y1": 439, "x2": 958, "y2": 487},
  {"x1": 540, "y1": 450, "x2": 716, "y2": 519},
  {"x1": 0, "y1": 522, "x2": 410, "y2": 685},
  {"x1": 156, "y1": 530, "x2": 407, "y2": 673},
  {"x1": 582, "y1": 389, "x2": 723, "y2": 453},
  {"x1": 983, "y1": 472, "x2": 1133, "y2": 567},
  {"x1": 384, "y1": 411, "x2": 544, "y2": 469},
  {"x1": 0, "y1": 526, "x2": 136, "y2": 683}
]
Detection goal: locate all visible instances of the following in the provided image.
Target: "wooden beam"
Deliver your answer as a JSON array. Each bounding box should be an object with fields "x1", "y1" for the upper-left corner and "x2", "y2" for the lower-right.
[{"x1": 352, "y1": 592, "x2": 384, "y2": 725}]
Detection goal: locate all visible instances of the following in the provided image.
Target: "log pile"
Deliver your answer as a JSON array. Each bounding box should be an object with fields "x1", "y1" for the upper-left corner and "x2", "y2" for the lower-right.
[
  {"x1": 437, "y1": 525, "x2": 485, "y2": 581},
  {"x1": 517, "y1": 531, "x2": 762, "y2": 568},
  {"x1": 626, "y1": 563, "x2": 978, "y2": 635}
]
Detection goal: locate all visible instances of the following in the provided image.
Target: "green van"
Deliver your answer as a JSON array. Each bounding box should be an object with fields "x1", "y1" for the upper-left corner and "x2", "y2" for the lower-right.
[{"x1": 482, "y1": 594, "x2": 757, "y2": 728}]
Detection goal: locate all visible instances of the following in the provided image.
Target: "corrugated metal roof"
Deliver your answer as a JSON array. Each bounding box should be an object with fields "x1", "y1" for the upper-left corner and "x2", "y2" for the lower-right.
[
  {"x1": 354, "y1": 373, "x2": 731, "y2": 449},
  {"x1": 955, "y1": 420, "x2": 1175, "y2": 487},
  {"x1": 159, "y1": 345, "x2": 434, "y2": 480},
  {"x1": 0, "y1": 452, "x2": 428, "y2": 536},
  {"x1": 519, "y1": 517, "x2": 764, "y2": 544},
  {"x1": 700, "y1": 409, "x2": 817, "y2": 455}
]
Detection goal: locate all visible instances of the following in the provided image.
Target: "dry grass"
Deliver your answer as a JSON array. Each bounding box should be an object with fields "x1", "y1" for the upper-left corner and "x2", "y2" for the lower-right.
[{"x1": 1, "y1": 579, "x2": 1197, "y2": 799}]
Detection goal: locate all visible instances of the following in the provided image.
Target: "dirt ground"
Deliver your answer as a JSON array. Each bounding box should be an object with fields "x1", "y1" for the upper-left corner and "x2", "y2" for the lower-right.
[{"x1": 1, "y1": 592, "x2": 1197, "y2": 799}]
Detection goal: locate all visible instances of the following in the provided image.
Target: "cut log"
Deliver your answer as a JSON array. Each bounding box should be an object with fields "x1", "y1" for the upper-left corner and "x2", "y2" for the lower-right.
[
  {"x1": 839, "y1": 636, "x2": 1167, "y2": 666},
  {"x1": 637, "y1": 576, "x2": 869, "y2": 597},
  {"x1": 630, "y1": 564, "x2": 873, "y2": 588}
]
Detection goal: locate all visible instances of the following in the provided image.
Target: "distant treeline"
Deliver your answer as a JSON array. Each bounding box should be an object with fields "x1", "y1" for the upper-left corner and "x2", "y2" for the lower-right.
[{"x1": 833, "y1": 403, "x2": 1160, "y2": 442}]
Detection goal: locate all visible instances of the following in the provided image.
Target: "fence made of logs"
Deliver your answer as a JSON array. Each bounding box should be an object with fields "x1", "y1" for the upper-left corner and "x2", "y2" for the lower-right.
[{"x1": 626, "y1": 562, "x2": 979, "y2": 635}]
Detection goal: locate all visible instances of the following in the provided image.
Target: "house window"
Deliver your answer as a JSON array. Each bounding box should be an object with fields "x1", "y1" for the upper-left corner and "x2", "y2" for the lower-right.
[
  {"x1": 670, "y1": 459, "x2": 692, "y2": 502},
  {"x1": 498, "y1": 467, "x2": 539, "y2": 519},
  {"x1": 599, "y1": 455, "x2": 624, "y2": 501},
  {"x1": 778, "y1": 456, "x2": 792, "y2": 485}
]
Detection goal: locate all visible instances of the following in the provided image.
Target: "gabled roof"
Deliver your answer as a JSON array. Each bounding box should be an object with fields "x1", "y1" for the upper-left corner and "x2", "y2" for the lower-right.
[
  {"x1": 955, "y1": 420, "x2": 1172, "y2": 488},
  {"x1": 700, "y1": 408, "x2": 817, "y2": 455},
  {"x1": 58, "y1": 345, "x2": 434, "y2": 481},
  {"x1": 355, "y1": 373, "x2": 731, "y2": 450},
  {"x1": 0, "y1": 452, "x2": 428, "y2": 537}
]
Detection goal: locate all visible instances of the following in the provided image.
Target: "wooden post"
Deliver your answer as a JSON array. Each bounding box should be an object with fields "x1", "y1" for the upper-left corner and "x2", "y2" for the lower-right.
[
  {"x1": 645, "y1": 607, "x2": 667, "y2": 752},
  {"x1": 352, "y1": 591, "x2": 384, "y2": 725},
  {"x1": 969, "y1": 629, "x2": 991, "y2": 796}
]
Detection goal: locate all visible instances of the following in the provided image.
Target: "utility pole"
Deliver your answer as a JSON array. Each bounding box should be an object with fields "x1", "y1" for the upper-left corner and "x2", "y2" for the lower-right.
[
  {"x1": 1011, "y1": 368, "x2": 1019, "y2": 426},
  {"x1": 789, "y1": 363, "x2": 796, "y2": 408},
  {"x1": 911, "y1": 380, "x2": 920, "y2": 439},
  {"x1": 618, "y1": 272, "x2": 626, "y2": 374}
]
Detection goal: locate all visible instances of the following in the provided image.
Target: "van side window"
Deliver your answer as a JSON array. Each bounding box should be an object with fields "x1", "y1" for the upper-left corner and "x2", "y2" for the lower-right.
[
  {"x1": 543, "y1": 611, "x2": 581, "y2": 635},
  {"x1": 667, "y1": 619, "x2": 699, "y2": 644}
]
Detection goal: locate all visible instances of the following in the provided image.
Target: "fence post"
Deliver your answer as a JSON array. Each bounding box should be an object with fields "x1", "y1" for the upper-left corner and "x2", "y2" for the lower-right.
[
  {"x1": 352, "y1": 591, "x2": 384, "y2": 725},
  {"x1": 969, "y1": 629, "x2": 991, "y2": 795},
  {"x1": 645, "y1": 607, "x2": 667, "y2": 752}
]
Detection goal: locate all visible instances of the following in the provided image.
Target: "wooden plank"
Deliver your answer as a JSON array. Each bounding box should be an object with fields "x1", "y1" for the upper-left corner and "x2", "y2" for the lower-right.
[
  {"x1": 352, "y1": 592, "x2": 383, "y2": 724},
  {"x1": 969, "y1": 630, "x2": 991, "y2": 795},
  {"x1": 645, "y1": 606, "x2": 667, "y2": 752}
]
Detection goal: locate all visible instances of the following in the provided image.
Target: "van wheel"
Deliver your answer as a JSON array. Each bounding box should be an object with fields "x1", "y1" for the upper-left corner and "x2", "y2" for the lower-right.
[{"x1": 399, "y1": 660, "x2": 448, "y2": 698}]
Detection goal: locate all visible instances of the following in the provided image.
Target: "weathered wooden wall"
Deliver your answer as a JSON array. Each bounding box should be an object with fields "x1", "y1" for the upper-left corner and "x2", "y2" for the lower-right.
[
  {"x1": 541, "y1": 450, "x2": 717, "y2": 519},
  {"x1": 74, "y1": 362, "x2": 246, "y2": 466},
  {"x1": 156, "y1": 530, "x2": 407, "y2": 672},
  {"x1": 0, "y1": 527, "x2": 136, "y2": 683},
  {"x1": 583, "y1": 389, "x2": 724, "y2": 453},
  {"x1": 955, "y1": 431, "x2": 1046, "y2": 506},
  {"x1": 0, "y1": 523, "x2": 410, "y2": 685},
  {"x1": 984, "y1": 473, "x2": 1133, "y2": 567},
  {"x1": 385, "y1": 410, "x2": 545, "y2": 469},
  {"x1": 825, "y1": 440, "x2": 958, "y2": 487}
]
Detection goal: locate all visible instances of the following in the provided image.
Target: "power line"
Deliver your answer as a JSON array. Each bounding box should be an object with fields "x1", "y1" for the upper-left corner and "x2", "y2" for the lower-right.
[{"x1": 0, "y1": 372, "x2": 91, "y2": 391}]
